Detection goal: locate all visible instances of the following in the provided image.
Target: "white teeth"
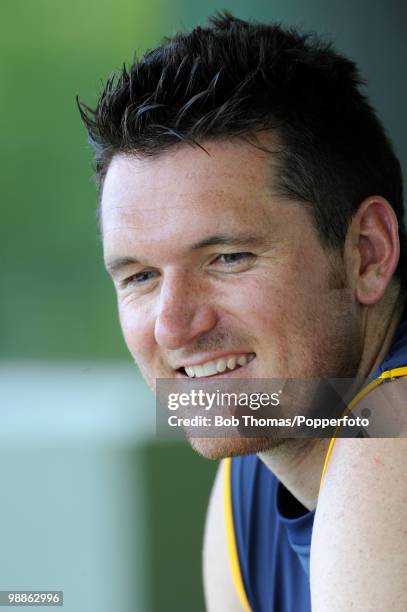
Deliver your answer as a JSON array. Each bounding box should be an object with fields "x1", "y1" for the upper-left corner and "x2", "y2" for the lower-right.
[
  {"x1": 194, "y1": 365, "x2": 204, "y2": 377},
  {"x1": 202, "y1": 361, "x2": 218, "y2": 376},
  {"x1": 216, "y1": 359, "x2": 227, "y2": 373},
  {"x1": 183, "y1": 353, "x2": 254, "y2": 378},
  {"x1": 227, "y1": 356, "x2": 237, "y2": 370}
]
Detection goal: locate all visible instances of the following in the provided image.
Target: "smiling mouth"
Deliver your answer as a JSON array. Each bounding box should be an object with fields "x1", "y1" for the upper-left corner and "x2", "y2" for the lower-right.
[{"x1": 176, "y1": 353, "x2": 256, "y2": 379}]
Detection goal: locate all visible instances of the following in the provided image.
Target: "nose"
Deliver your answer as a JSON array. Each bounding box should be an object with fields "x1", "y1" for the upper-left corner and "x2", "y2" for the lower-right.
[{"x1": 154, "y1": 270, "x2": 218, "y2": 350}]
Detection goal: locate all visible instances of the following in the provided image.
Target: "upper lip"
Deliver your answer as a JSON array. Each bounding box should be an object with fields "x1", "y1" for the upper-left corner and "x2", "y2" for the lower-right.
[{"x1": 171, "y1": 351, "x2": 256, "y2": 370}]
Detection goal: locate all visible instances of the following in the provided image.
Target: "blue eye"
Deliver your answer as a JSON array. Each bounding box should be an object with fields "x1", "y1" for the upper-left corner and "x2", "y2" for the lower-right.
[
  {"x1": 123, "y1": 270, "x2": 158, "y2": 287},
  {"x1": 216, "y1": 252, "x2": 253, "y2": 265}
]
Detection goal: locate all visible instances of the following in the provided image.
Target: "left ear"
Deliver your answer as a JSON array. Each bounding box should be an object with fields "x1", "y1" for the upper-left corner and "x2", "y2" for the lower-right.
[{"x1": 344, "y1": 196, "x2": 400, "y2": 305}]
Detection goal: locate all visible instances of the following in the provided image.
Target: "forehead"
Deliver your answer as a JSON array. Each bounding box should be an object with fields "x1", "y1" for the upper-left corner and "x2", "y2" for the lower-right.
[{"x1": 100, "y1": 138, "x2": 298, "y2": 260}]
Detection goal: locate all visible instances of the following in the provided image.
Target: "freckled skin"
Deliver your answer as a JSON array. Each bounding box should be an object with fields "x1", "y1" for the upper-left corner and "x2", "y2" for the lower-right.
[{"x1": 101, "y1": 138, "x2": 363, "y2": 458}]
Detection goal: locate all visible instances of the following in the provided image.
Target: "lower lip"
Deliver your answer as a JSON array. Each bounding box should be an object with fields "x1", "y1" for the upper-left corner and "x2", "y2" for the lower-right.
[{"x1": 175, "y1": 357, "x2": 256, "y2": 380}]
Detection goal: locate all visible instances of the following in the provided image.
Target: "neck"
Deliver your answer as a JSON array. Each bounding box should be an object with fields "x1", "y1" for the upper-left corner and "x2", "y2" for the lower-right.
[
  {"x1": 357, "y1": 284, "x2": 406, "y2": 381},
  {"x1": 258, "y1": 438, "x2": 331, "y2": 510},
  {"x1": 258, "y1": 286, "x2": 406, "y2": 511}
]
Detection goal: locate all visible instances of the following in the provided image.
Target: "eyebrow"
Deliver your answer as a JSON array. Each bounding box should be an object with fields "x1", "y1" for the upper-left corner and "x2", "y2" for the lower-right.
[
  {"x1": 104, "y1": 256, "x2": 141, "y2": 275},
  {"x1": 104, "y1": 232, "x2": 268, "y2": 275},
  {"x1": 190, "y1": 233, "x2": 268, "y2": 250}
]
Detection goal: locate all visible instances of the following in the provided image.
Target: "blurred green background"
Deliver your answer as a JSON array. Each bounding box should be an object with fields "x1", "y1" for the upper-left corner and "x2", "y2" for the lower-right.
[{"x1": 1, "y1": 1, "x2": 405, "y2": 611}]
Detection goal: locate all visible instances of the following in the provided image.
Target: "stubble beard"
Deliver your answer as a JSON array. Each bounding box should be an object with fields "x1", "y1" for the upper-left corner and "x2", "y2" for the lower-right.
[
  {"x1": 188, "y1": 321, "x2": 362, "y2": 459},
  {"x1": 188, "y1": 266, "x2": 363, "y2": 461}
]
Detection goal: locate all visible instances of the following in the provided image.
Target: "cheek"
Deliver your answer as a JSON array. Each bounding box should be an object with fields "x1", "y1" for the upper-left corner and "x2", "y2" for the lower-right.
[
  {"x1": 239, "y1": 262, "x2": 309, "y2": 321},
  {"x1": 118, "y1": 300, "x2": 155, "y2": 360},
  {"x1": 241, "y1": 251, "x2": 341, "y2": 344}
]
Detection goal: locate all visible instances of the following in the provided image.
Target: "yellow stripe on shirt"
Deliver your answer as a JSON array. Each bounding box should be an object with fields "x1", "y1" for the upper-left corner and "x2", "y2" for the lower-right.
[{"x1": 223, "y1": 457, "x2": 252, "y2": 612}]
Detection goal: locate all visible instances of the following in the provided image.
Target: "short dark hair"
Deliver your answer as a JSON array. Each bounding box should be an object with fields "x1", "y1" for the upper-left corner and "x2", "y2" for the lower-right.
[{"x1": 78, "y1": 10, "x2": 406, "y2": 286}]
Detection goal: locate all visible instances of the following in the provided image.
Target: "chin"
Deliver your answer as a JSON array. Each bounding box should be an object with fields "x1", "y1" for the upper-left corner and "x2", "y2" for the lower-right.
[{"x1": 188, "y1": 436, "x2": 287, "y2": 459}]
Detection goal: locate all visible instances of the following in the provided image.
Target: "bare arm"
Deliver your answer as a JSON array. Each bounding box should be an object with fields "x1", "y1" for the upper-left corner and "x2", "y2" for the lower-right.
[
  {"x1": 311, "y1": 379, "x2": 407, "y2": 611},
  {"x1": 203, "y1": 460, "x2": 246, "y2": 612}
]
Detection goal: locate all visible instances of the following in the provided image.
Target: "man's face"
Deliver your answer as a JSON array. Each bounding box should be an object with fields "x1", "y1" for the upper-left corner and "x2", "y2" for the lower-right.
[{"x1": 101, "y1": 137, "x2": 362, "y2": 457}]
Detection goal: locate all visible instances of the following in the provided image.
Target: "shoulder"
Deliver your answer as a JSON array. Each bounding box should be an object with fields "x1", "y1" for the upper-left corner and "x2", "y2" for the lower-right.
[
  {"x1": 311, "y1": 430, "x2": 407, "y2": 610},
  {"x1": 318, "y1": 435, "x2": 407, "y2": 512}
]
